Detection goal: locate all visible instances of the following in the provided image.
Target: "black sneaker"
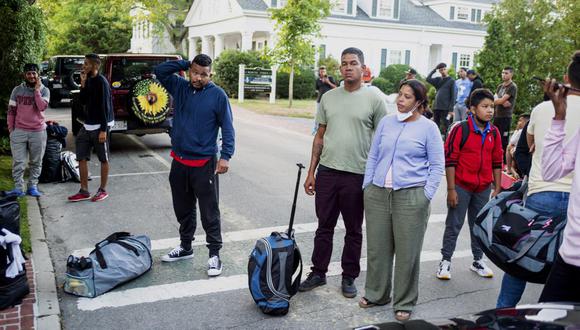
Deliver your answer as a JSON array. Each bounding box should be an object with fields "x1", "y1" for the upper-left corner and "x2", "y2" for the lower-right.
[
  {"x1": 161, "y1": 245, "x2": 194, "y2": 262},
  {"x1": 298, "y1": 272, "x2": 326, "y2": 292},
  {"x1": 341, "y1": 277, "x2": 357, "y2": 298}
]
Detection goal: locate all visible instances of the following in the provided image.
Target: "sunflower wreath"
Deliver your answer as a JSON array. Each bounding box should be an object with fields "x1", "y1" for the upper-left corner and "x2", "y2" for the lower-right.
[{"x1": 131, "y1": 79, "x2": 170, "y2": 124}]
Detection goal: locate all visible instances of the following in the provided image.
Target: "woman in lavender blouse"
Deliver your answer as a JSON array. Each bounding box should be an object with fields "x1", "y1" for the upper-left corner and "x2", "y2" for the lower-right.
[{"x1": 359, "y1": 80, "x2": 444, "y2": 321}]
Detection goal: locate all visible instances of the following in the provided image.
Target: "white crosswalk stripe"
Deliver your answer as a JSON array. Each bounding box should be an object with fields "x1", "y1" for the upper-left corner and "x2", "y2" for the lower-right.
[{"x1": 72, "y1": 214, "x2": 447, "y2": 256}]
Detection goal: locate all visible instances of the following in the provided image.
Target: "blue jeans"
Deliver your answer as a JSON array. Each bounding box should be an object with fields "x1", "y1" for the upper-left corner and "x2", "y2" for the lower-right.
[{"x1": 496, "y1": 191, "x2": 569, "y2": 308}]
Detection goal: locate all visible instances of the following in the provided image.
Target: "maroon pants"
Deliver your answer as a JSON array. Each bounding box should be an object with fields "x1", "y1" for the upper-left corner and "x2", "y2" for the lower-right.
[{"x1": 311, "y1": 167, "x2": 364, "y2": 279}]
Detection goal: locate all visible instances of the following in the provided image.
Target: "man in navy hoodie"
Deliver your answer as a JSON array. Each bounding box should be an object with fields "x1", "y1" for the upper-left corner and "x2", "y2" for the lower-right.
[{"x1": 154, "y1": 54, "x2": 235, "y2": 277}]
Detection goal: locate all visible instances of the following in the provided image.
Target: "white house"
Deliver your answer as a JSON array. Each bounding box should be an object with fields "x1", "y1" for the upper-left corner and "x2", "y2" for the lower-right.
[
  {"x1": 183, "y1": 0, "x2": 496, "y2": 76},
  {"x1": 129, "y1": 3, "x2": 177, "y2": 54}
]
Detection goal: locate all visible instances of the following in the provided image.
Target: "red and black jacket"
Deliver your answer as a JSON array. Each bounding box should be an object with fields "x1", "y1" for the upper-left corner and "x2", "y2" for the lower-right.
[{"x1": 445, "y1": 115, "x2": 503, "y2": 192}]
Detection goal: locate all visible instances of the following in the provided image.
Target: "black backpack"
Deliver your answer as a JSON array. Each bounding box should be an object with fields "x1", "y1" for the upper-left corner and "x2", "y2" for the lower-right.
[
  {"x1": 473, "y1": 179, "x2": 566, "y2": 283},
  {"x1": 248, "y1": 164, "x2": 304, "y2": 316},
  {"x1": 0, "y1": 196, "x2": 30, "y2": 310}
]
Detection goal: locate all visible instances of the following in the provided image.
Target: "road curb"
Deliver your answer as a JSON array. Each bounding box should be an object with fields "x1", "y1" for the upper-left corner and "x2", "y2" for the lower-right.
[{"x1": 27, "y1": 196, "x2": 61, "y2": 330}]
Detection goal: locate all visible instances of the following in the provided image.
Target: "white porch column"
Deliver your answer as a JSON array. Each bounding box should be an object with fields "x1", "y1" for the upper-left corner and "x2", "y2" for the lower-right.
[
  {"x1": 214, "y1": 34, "x2": 225, "y2": 58},
  {"x1": 241, "y1": 31, "x2": 253, "y2": 51},
  {"x1": 188, "y1": 37, "x2": 199, "y2": 60},
  {"x1": 417, "y1": 43, "x2": 431, "y2": 75},
  {"x1": 201, "y1": 35, "x2": 211, "y2": 55}
]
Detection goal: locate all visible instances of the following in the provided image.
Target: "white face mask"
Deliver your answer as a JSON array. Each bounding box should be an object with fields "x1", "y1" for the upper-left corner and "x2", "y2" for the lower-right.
[{"x1": 397, "y1": 102, "x2": 420, "y2": 122}]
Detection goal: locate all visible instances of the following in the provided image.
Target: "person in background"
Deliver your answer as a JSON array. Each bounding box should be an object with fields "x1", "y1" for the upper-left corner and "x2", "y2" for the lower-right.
[
  {"x1": 300, "y1": 47, "x2": 386, "y2": 299},
  {"x1": 313, "y1": 66, "x2": 337, "y2": 135},
  {"x1": 467, "y1": 70, "x2": 484, "y2": 90},
  {"x1": 538, "y1": 50, "x2": 580, "y2": 303},
  {"x1": 437, "y1": 88, "x2": 502, "y2": 281},
  {"x1": 494, "y1": 67, "x2": 518, "y2": 154},
  {"x1": 427, "y1": 63, "x2": 456, "y2": 135},
  {"x1": 67, "y1": 54, "x2": 114, "y2": 203},
  {"x1": 453, "y1": 67, "x2": 473, "y2": 122},
  {"x1": 398, "y1": 68, "x2": 417, "y2": 90},
  {"x1": 361, "y1": 79, "x2": 443, "y2": 322},
  {"x1": 5, "y1": 63, "x2": 49, "y2": 198},
  {"x1": 505, "y1": 114, "x2": 530, "y2": 177}
]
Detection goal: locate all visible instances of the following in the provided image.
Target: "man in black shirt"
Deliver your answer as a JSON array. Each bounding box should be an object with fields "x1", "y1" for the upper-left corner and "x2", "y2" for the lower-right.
[
  {"x1": 68, "y1": 54, "x2": 114, "y2": 203},
  {"x1": 467, "y1": 69, "x2": 484, "y2": 90},
  {"x1": 427, "y1": 63, "x2": 456, "y2": 135},
  {"x1": 313, "y1": 66, "x2": 336, "y2": 134}
]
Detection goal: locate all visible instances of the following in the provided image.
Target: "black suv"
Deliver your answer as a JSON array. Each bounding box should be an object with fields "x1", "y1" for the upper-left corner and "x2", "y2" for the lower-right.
[
  {"x1": 71, "y1": 53, "x2": 183, "y2": 136},
  {"x1": 45, "y1": 55, "x2": 84, "y2": 107}
]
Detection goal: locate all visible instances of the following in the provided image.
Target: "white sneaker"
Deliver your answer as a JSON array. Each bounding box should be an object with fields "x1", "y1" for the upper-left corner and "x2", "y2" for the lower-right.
[
  {"x1": 470, "y1": 259, "x2": 494, "y2": 278},
  {"x1": 207, "y1": 255, "x2": 223, "y2": 277},
  {"x1": 436, "y1": 260, "x2": 452, "y2": 280},
  {"x1": 161, "y1": 246, "x2": 194, "y2": 262}
]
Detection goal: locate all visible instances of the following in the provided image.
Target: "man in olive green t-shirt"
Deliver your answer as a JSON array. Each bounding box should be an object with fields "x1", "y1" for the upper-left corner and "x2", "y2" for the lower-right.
[{"x1": 299, "y1": 47, "x2": 387, "y2": 298}]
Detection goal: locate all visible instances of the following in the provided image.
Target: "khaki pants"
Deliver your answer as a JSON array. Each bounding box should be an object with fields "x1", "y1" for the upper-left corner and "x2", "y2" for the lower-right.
[{"x1": 363, "y1": 185, "x2": 430, "y2": 312}]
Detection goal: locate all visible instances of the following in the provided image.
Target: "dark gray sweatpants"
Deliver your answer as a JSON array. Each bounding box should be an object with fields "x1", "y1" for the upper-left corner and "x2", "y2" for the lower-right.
[{"x1": 441, "y1": 185, "x2": 490, "y2": 261}]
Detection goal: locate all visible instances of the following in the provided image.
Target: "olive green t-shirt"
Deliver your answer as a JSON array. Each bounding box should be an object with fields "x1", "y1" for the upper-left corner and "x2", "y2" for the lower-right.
[{"x1": 316, "y1": 86, "x2": 387, "y2": 174}]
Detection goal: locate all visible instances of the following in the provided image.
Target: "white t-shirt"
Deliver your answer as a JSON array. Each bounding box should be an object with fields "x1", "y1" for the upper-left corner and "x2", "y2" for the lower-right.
[
  {"x1": 509, "y1": 129, "x2": 522, "y2": 146},
  {"x1": 527, "y1": 96, "x2": 580, "y2": 195}
]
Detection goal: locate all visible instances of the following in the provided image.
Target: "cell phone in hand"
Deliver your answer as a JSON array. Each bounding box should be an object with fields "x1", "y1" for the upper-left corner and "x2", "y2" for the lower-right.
[{"x1": 533, "y1": 76, "x2": 580, "y2": 92}]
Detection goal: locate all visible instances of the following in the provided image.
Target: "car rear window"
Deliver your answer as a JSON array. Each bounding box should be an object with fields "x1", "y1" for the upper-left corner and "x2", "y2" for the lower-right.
[
  {"x1": 110, "y1": 58, "x2": 174, "y2": 88},
  {"x1": 60, "y1": 58, "x2": 84, "y2": 75}
]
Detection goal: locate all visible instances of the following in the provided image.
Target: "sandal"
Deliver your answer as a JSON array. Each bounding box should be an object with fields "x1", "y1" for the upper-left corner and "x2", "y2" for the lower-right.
[
  {"x1": 395, "y1": 310, "x2": 411, "y2": 322},
  {"x1": 358, "y1": 296, "x2": 390, "y2": 309}
]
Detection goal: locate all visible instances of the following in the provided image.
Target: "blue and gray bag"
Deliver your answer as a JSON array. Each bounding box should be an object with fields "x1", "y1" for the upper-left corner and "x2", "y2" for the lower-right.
[
  {"x1": 64, "y1": 232, "x2": 152, "y2": 297},
  {"x1": 473, "y1": 179, "x2": 566, "y2": 283},
  {"x1": 248, "y1": 164, "x2": 304, "y2": 316}
]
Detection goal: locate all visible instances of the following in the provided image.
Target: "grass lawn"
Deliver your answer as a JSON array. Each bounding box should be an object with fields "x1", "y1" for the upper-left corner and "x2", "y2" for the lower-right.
[
  {"x1": 231, "y1": 98, "x2": 317, "y2": 119},
  {"x1": 0, "y1": 155, "x2": 30, "y2": 253}
]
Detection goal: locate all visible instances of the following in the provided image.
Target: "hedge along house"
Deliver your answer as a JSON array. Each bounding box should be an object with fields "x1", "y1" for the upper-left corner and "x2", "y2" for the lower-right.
[{"x1": 183, "y1": 0, "x2": 496, "y2": 77}]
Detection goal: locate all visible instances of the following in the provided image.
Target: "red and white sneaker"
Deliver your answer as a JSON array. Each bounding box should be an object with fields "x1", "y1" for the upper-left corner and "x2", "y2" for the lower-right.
[
  {"x1": 91, "y1": 188, "x2": 108, "y2": 202},
  {"x1": 68, "y1": 190, "x2": 91, "y2": 202}
]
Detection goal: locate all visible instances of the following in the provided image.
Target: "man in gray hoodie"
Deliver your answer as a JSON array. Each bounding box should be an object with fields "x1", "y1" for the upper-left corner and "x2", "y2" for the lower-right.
[{"x1": 5, "y1": 63, "x2": 50, "y2": 198}]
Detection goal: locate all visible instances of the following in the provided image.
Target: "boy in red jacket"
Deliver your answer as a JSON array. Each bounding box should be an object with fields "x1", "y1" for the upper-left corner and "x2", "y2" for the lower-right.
[{"x1": 437, "y1": 88, "x2": 503, "y2": 280}]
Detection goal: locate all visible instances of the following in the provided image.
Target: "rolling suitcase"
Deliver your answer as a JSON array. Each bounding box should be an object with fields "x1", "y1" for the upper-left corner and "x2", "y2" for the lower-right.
[{"x1": 248, "y1": 163, "x2": 304, "y2": 316}]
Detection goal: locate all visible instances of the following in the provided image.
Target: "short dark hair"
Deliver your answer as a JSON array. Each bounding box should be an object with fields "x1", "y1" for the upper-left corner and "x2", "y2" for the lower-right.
[
  {"x1": 460, "y1": 67, "x2": 468, "y2": 72},
  {"x1": 318, "y1": 66, "x2": 326, "y2": 70},
  {"x1": 192, "y1": 54, "x2": 212, "y2": 69},
  {"x1": 467, "y1": 88, "x2": 494, "y2": 108},
  {"x1": 23, "y1": 63, "x2": 39, "y2": 72},
  {"x1": 341, "y1": 47, "x2": 364, "y2": 65},
  {"x1": 568, "y1": 50, "x2": 580, "y2": 89},
  {"x1": 503, "y1": 66, "x2": 514, "y2": 73},
  {"x1": 85, "y1": 53, "x2": 101, "y2": 66},
  {"x1": 519, "y1": 114, "x2": 530, "y2": 120}
]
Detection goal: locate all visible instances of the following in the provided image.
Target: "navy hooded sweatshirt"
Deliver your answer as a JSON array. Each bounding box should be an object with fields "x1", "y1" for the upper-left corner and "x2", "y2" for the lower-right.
[{"x1": 155, "y1": 60, "x2": 235, "y2": 161}]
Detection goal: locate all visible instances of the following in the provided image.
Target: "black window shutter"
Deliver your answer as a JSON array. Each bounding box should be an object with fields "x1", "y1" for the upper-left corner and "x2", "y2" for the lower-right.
[
  {"x1": 452, "y1": 52, "x2": 458, "y2": 69},
  {"x1": 405, "y1": 50, "x2": 410, "y2": 65},
  {"x1": 450, "y1": 6, "x2": 455, "y2": 20},
  {"x1": 381, "y1": 48, "x2": 388, "y2": 69},
  {"x1": 347, "y1": 0, "x2": 353, "y2": 15},
  {"x1": 372, "y1": 0, "x2": 378, "y2": 17},
  {"x1": 471, "y1": 9, "x2": 476, "y2": 22},
  {"x1": 394, "y1": 0, "x2": 400, "y2": 19},
  {"x1": 477, "y1": 9, "x2": 482, "y2": 22}
]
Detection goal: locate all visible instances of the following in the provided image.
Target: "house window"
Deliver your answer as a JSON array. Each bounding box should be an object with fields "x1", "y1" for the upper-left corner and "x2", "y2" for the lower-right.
[
  {"x1": 459, "y1": 53, "x2": 471, "y2": 68},
  {"x1": 252, "y1": 41, "x2": 256, "y2": 50},
  {"x1": 319, "y1": 44, "x2": 326, "y2": 60},
  {"x1": 378, "y1": 0, "x2": 394, "y2": 18},
  {"x1": 476, "y1": 9, "x2": 482, "y2": 22},
  {"x1": 388, "y1": 50, "x2": 402, "y2": 65},
  {"x1": 456, "y1": 7, "x2": 469, "y2": 20},
  {"x1": 332, "y1": 0, "x2": 347, "y2": 14},
  {"x1": 278, "y1": 0, "x2": 287, "y2": 7},
  {"x1": 471, "y1": 9, "x2": 482, "y2": 23}
]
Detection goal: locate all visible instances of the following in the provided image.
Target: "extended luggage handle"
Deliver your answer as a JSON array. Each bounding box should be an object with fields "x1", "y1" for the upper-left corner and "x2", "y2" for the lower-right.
[
  {"x1": 287, "y1": 163, "x2": 305, "y2": 238},
  {"x1": 93, "y1": 232, "x2": 140, "y2": 269}
]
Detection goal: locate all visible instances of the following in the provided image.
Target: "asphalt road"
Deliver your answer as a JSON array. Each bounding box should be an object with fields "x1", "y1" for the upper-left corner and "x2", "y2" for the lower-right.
[{"x1": 37, "y1": 104, "x2": 543, "y2": 329}]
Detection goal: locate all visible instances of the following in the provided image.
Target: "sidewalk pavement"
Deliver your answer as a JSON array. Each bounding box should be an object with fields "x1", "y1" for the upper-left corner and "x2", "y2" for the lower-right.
[{"x1": 0, "y1": 196, "x2": 61, "y2": 330}]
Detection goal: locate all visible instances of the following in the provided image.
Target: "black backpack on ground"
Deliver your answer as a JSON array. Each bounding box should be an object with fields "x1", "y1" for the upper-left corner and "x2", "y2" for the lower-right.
[
  {"x1": 473, "y1": 179, "x2": 566, "y2": 283},
  {"x1": 39, "y1": 137, "x2": 63, "y2": 183},
  {"x1": 0, "y1": 196, "x2": 30, "y2": 310},
  {"x1": 248, "y1": 164, "x2": 304, "y2": 316}
]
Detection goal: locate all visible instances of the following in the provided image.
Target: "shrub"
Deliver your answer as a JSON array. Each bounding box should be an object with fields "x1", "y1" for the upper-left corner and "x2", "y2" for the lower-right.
[
  {"x1": 213, "y1": 50, "x2": 271, "y2": 98},
  {"x1": 0, "y1": 0, "x2": 46, "y2": 139},
  {"x1": 317, "y1": 55, "x2": 340, "y2": 80},
  {"x1": 276, "y1": 69, "x2": 316, "y2": 99},
  {"x1": 371, "y1": 77, "x2": 390, "y2": 94}
]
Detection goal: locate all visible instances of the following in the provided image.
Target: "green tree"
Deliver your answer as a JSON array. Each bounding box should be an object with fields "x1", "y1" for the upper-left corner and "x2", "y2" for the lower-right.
[
  {"x1": 377, "y1": 64, "x2": 412, "y2": 94},
  {"x1": 40, "y1": 0, "x2": 132, "y2": 55},
  {"x1": 475, "y1": 0, "x2": 576, "y2": 118},
  {"x1": 0, "y1": 0, "x2": 46, "y2": 143},
  {"x1": 268, "y1": 0, "x2": 330, "y2": 108},
  {"x1": 317, "y1": 54, "x2": 340, "y2": 81}
]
